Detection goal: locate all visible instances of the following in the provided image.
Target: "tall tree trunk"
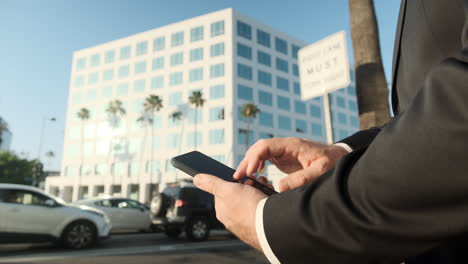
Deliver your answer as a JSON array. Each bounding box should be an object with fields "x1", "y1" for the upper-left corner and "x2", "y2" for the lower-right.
[
  {"x1": 194, "y1": 109, "x2": 198, "y2": 150},
  {"x1": 245, "y1": 121, "x2": 250, "y2": 152},
  {"x1": 349, "y1": 0, "x2": 390, "y2": 129}
]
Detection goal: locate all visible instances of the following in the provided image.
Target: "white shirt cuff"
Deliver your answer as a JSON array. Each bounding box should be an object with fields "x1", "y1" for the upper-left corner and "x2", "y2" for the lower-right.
[
  {"x1": 256, "y1": 197, "x2": 281, "y2": 264},
  {"x1": 332, "y1": 142, "x2": 353, "y2": 153}
]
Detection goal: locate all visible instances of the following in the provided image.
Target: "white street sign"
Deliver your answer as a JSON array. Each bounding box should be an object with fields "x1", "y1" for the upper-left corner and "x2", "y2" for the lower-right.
[{"x1": 298, "y1": 31, "x2": 351, "y2": 100}]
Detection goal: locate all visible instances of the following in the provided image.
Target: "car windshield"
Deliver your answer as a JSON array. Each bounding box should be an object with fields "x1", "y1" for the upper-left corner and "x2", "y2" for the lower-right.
[{"x1": 162, "y1": 186, "x2": 181, "y2": 199}]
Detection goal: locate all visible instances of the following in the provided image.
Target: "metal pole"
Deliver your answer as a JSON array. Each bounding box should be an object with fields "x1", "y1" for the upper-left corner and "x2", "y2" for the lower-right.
[
  {"x1": 37, "y1": 117, "x2": 46, "y2": 161},
  {"x1": 323, "y1": 93, "x2": 334, "y2": 144}
]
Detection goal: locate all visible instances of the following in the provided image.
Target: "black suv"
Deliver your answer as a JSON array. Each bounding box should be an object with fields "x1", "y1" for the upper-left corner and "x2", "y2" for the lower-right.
[{"x1": 150, "y1": 181, "x2": 223, "y2": 241}]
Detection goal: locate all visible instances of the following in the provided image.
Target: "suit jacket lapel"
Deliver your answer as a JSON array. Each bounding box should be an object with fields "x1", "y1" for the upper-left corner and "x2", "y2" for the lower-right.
[{"x1": 391, "y1": 0, "x2": 407, "y2": 115}]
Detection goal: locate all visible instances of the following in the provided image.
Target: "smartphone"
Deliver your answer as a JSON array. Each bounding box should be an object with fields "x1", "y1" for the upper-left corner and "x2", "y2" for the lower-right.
[{"x1": 171, "y1": 151, "x2": 277, "y2": 196}]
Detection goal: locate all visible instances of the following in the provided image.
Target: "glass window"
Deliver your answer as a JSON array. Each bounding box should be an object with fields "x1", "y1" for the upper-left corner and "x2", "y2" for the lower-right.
[
  {"x1": 118, "y1": 64, "x2": 130, "y2": 78},
  {"x1": 132, "y1": 98, "x2": 144, "y2": 113},
  {"x1": 238, "y1": 129, "x2": 254, "y2": 146},
  {"x1": 336, "y1": 96, "x2": 346, "y2": 108},
  {"x1": 87, "y1": 89, "x2": 98, "y2": 102},
  {"x1": 292, "y1": 45, "x2": 300, "y2": 59},
  {"x1": 258, "y1": 90, "x2": 273, "y2": 106},
  {"x1": 72, "y1": 91, "x2": 82, "y2": 105},
  {"x1": 211, "y1": 20, "x2": 224, "y2": 37},
  {"x1": 167, "y1": 134, "x2": 181, "y2": 149},
  {"x1": 338, "y1": 112, "x2": 347, "y2": 125},
  {"x1": 237, "y1": 43, "x2": 252, "y2": 60},
  {"x1": 210, "y1": 43, "x2": 224, "y2": 57},
  {"x1": 259, "y1": 112, "x2": 273, "y2": 127},
  {"x1": 136, "y1": 41, "x2": 148, "y2": 56},
  {"x1": 90, "y1": 54, "x2": 100, "y2": 67},
  {"x1": 95, "y1": 164, "x2": 109, "y2": 175},
  {"x1": 152, "y1": 56, "x2": 164, "y2": 71},
  {"x1": 191, "y1": 26, "x2": 204, "y2": 42},
  {"x1": 294, "y1": 100, "x2": 306, "y2": 115},
  {"x1": 276, "y1": 76, "x2": 289, "y2": 91},
  {"x1": 169, "y1": 72, "x2": 183, "y2": 86},
  {"x1": 171, "y1": 31, "x2": 184, "y2": 47},
  {"x1": 293, "y1": 82, "x2": 301, "y2": 96},
  {"x1": 292, "y1": 64, "x2": 299, "y2": 76},
  {"x1": 238, "y1": 84, "x2": 253, "y2": 101},
  {"x1": 168, "y1": 115, "x2": 181, "y2": 128},
  {"x1": 187, "y1": 132, "x2": 202, "y2": 147},
  {"x1": 350, "y1": 116, "x2": 359, "y2": 128},
  {"x1": 102, "y1": 86, "x2": 112, "y2": 98},
  {"x1": 169, "y1": 92, "x2": 182, "y2": 106},
  {"x1": 187, "y1": 108, "x2": 202, "y2": 124},
  {"x1": 237, "y1": 21, "x2": 251, "y2": 40},
  {"x1": 210, "y1": 155, "x2": 225, "y2": 163},
  {"x1": 209, "y1": 107, "x2": 224, "y2": 121},
  {"x1": 258, "y1": 70, "x2": 272, "y2": 86},
  {"x1": 151, "y1": 135, "x2": 162, "y2": 150},
  {"x1": 296, "y1": 119, "x2": 307, "y2": 133},
  {"x1": 210, "y1": 63, "x2": 224, "y2": 78},
  {"x1": 275, "y1": 37, "x2": 288, "y2": 55},
  {"x1": 170, "y1": 52, "x2": 183, "y2": 67},
  {"x1": 103, "y1": 69, "x2": 114, "y2": 81},
  {"x1": 278, "y1": 115, "x2": 291, "y2": 130},
  {"x1": 210, "y1": 85, "x2": 224, "y2": 99},
  {"x1": 237, "y1": 63, "x2": 252, "y2": 80},
  {"x1": 311, "y1": 123, "x2": 323, "y2": 136},
  {"x1": 237, "y1": 106, "x2": 247, "y2": 123},
  {"x1": 120, "y1": 46, "x2": 131, "y2": 60},
  {"x1": 348, "y1": 101, "x2": 358, "y2": 112},
  {"x1": 74, "y1": 75, "x2": 85, "y2": 88},
  {"x1": 277, "y1": 96, "x2": 290, "y2": 111},
  {"x1": 190, "y1": 48, "x2": 203, "y2": 62},
  {"x1": 88, "y1": 72, "x2": 99, "y2": 85},
  {"x1": 134, "y1": 79, "x2": 145, "y2": 93},
  {"x1": 259, "y1": 132, "x2": 274, "y2": 139},
  {"x1": 348, "y1": 86, "x2": 356, "y2": 95},
  {"x1": 257, "y1": 51, "x2": 271, "y2": 67},
  {"x1": 310, "y1": 105, "x2": 321, "y2": 118},
  {"x1": 134, "y1": 61, "x2": 147, "y2": 74},
  {"x1": 257, "y1": 29, "x2": 270, "y2": 47},
  {"x1": 151, "y1": 75, "x2": 164, "y2": 89},
  {"x1": 276, "y1": 58, "x2": 289, "y2": 73},
  {"x1": 152, "y1": 116, "x2": 163, "y2": 129},
  {"x1": 189, "y1": 67, "x2": 203, "y2": 82},
  {"x1": 148, "y1": 160, "x2": 161, "y2": 173},
  {"x1": 117, "y1": 83, "x2": 129, "y2": 96},
  {"x1": 104, "y1": 50, "x2": 115, "y2": 64},
  {"x1": 209, "y1": 129, "x2": 224, "y2": 144},
  {"x1": 153, "y1": 36, "x2": 165, "y2": 51},
  {"x1": 76, "y1": 57, "x2": 86, "y2": 71}
]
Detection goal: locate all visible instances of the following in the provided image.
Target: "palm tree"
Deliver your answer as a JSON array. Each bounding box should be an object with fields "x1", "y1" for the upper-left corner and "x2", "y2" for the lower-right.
[
  {"x1": 45, "y1": 150, "x2": 55, "y2": 171},
  {"x1": 106, "y1": 100, "x2": 126, "y2": 179},
  {"x1": 143, "y1": 95, "x2": 163, "y2": 181},
  {"x1": 240, "y1": 103, "x2": 260, "y2": 151},
  {"x1": 136, "y1": 111, "x2": 153, "y2": 181},
  {"x1": 349, "y1": 0, "x2": 390, "y2": 129},
  {"x1": 188, "y1": 90, "x2": 205, "y2": 150},
  {"x1": 77, "y1": 108, "x2": 90, "y2": 176},
  {"x1": 0, "y1": 118, "x2": 8, "y2": 147}
]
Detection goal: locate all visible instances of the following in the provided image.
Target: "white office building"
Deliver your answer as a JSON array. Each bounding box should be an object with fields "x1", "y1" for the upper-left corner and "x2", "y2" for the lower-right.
[{"x1": 45, "y1": 8, "x2": 359, "y2": 203}]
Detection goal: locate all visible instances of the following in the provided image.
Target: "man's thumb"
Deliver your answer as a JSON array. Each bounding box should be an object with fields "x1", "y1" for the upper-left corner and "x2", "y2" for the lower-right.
[{"x1": 194, "y1": 173, "x2": 224, "y2": 197}]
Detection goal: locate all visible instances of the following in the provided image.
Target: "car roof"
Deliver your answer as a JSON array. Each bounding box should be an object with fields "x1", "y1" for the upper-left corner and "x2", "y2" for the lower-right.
[
  {"x1": 0, "y1": 183, "x2": 43, "y2": 192},
  {"x1": 75, "y1": 196, "x2": 136, "y2": 203}
]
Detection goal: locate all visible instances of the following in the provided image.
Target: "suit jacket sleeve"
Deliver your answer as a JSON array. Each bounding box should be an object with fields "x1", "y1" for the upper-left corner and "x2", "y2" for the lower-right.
[
  {"x1": 262, "y1": 3, "x2": 468, "y2": 264},
  {"x1": 337, "y1": 126, "x2": 383, "y2": 150}
]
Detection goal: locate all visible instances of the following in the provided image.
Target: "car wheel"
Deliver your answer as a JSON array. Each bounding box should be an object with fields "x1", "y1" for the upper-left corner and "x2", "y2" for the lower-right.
[
  {"x1": 61, "y1": 221, "x2": 97, "y2": 249},
  {"x1": 185, "y1": 216, "x2": 210, "y2": 242},
  {"x1": 165, "y1": 227, "x2": 182, "y2": 238},
  {"x1": 150, "y1": 193, "x2": 169, "y2": 217}
]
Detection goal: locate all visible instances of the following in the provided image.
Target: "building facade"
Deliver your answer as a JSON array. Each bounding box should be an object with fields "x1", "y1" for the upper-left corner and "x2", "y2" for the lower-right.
[{"x1": 45, "y1": 8, "x2": 359, "y2": 203}]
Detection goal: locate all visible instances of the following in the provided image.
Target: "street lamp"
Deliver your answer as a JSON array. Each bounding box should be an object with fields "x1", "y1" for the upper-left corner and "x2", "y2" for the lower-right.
[{"x1": 37, "y1": 117, "x2": 56, "y2": 162}]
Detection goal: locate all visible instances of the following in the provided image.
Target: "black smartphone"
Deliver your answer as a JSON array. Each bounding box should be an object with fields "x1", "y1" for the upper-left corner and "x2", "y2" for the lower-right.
[{"x1": 171, "y1": 151, "x2": 277, "y2": 196}]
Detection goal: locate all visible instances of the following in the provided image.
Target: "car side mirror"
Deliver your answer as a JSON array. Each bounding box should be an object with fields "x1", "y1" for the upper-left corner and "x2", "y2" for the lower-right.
[{"x1": 45, "y1": 199, "x2": 56, "y2": 207}]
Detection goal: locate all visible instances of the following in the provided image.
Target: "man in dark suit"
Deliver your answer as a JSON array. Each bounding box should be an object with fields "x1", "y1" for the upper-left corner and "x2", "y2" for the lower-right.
[{"x1": 194, "y1": 0, "x2": 468, "y2": 263}]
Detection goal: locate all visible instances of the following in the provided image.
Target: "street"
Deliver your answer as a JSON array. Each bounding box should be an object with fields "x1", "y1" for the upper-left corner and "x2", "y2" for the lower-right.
[{"x1": 0, "y1": 231, "x2": 269, "y2": 264}]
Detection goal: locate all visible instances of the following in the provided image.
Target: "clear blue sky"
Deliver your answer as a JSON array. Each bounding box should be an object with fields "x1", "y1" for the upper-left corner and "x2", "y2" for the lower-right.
[{"x1": 0, "y1": 0, "x2": 401, "y2": 171}]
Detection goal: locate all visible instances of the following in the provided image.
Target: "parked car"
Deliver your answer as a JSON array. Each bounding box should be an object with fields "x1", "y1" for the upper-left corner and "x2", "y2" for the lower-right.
[
  {"x1": 151, "y1": 181, "x2": 224, "y2": 241},
  {"x1": 0, "y1": 184, "x2": 111, "y2": 249},
  {"x1": 74, "y1": 197, "x2": 152, "y2": 233}
]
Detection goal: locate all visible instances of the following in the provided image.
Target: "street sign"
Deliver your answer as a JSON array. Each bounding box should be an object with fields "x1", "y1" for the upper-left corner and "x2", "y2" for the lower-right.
[{"x1": 298, "y1": 31, "x2": 351, "y2": 100}]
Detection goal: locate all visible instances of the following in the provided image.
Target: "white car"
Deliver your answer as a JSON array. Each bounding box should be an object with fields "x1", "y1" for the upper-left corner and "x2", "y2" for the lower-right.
[
  {"x1": 0, "y1": 184, "x2": 112, "y2": 249},
  {"x1": 74, "y1": 197, "x2": 152, "y2": 233}
]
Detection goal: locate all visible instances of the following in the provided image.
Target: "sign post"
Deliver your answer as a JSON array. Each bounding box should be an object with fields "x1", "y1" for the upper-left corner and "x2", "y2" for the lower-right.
[{"x1": 298, "y1": 31, "x2": 351, "y2": 144}]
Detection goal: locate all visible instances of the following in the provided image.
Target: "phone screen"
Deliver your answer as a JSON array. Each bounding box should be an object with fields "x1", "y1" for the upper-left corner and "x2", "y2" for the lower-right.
[{"x1": 171, "y1": 151, "x2": 277, "y2": 196}]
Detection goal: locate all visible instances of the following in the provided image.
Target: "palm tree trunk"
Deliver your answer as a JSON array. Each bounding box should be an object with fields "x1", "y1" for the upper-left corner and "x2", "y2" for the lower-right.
[
  {"x1": 194, "y1": 108, "x2": 198, "y2": 150},
  {"x1": 245, "y1": 120, "x2": 250, "y2": 152},
  {"x1": 151, "y1": 112, "x2": 155, "y2": 183},
  {"x1": 349, "y1": 0, "x2": 390, "y2": 129}
]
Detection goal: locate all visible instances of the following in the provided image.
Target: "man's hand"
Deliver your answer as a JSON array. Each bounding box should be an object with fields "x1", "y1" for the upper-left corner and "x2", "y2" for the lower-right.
[
  {"x1": 234, "y1": 137, "x2": 349, "y2": 192},
  {"x1": 193, "y1": 173, "x2": 267, "y2": 252}
]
